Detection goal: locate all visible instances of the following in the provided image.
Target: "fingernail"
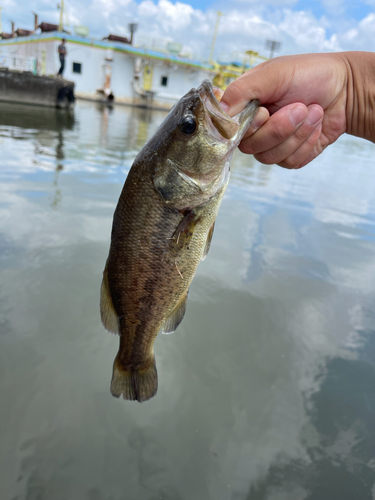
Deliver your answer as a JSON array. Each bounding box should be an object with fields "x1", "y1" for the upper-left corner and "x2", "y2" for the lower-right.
[
  {"x1": 213, "y1": 86, "x2": 224, "y2": 102},
  {"x1": 250, "y1": 113, "x2": 265, "y2": 131},
  {"x1": 306, "y1": 106, "x2": 323, "y2": 126},
  {"x1": 289, "y1": 105, "x2": 307, "y2": 127},
  {"x1": 220, "y1": 101, "x2": 230, "y2": 113}
]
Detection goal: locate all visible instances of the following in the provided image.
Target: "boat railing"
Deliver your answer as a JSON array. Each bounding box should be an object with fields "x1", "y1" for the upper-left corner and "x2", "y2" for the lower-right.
[{"x1": 0, "y1": 54, "x2": 37, "y2": 74}]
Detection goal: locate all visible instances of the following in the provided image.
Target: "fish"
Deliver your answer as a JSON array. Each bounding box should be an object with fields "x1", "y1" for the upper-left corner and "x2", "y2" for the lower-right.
[{"x1": 100, "y1": 80, "x2": 259, "y2": 402}]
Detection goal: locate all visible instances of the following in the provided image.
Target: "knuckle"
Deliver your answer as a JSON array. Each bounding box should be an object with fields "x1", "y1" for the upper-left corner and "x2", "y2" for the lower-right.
[
  {"x1": 241, "y1": 128, "x2": 254, "y2": 142},
  {"x1": 280, "y1": 156, "x2": 299, "y2": 169},
  {"x1": 224, "y1": 81, "x2": 246, "y2": 102},
  {"x1": 300, "y1": 149, "x2": 320, "y2": 168},
  {"x1": 303, "y1": 127, "x2": 322, "y2": 152},
  {"x1": 238, "y1": 140, "x2": 254, "y2": 155},
  {"x1": 270, "y1": 121, "x2": 288, "y2": 143},
  {"x1": 293, "y1": 123, "x2": 314, "y2": 142},
  {"x1": 255, "y1": 149, "x2": 279, "y2": 165}
]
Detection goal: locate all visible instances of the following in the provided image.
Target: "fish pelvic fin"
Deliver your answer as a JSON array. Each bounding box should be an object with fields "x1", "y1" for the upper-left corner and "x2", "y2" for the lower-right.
[
  {"x1": 100, "y1": 265, "x2": 120, "y2": 335},
  {"x1": 162, "y1": 289, "x2": 189, "y2": 334},
  {"x1": 110, "y1": 355, "x2": 158, "y2": 402},
  {"x1": 202, "y1": 222, "x2": 215, "y2": 261}
]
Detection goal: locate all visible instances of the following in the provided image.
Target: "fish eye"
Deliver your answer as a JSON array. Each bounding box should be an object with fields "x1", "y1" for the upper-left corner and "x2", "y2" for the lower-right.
[{"x1": 179, "y1": 116, "x2": 196, "y2": 135}]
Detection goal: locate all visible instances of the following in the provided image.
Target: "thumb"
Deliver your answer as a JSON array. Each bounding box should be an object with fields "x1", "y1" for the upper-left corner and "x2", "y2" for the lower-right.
[{"x1": 220, "y1": 59, "x2": 290, "y2": 117}]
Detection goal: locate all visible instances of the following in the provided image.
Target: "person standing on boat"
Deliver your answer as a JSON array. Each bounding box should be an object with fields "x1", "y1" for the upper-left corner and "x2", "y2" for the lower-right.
[{"x1": 57, "y1": 39, "x2": 67, "y2": 77}]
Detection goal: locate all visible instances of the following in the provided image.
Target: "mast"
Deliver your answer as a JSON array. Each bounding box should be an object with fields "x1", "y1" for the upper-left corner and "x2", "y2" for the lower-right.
[
  {"x1": 209, "y1": 11, "x2": 223, "y2": 64},
  {"x1": 58, "y1": 0, "x2": 64, "y2": 32}
]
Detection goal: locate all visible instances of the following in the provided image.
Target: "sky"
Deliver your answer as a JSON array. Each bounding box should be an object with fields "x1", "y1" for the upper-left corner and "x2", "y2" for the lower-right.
[{"x1": 1, "y1": 0, "x2": 375, "y2": 62}]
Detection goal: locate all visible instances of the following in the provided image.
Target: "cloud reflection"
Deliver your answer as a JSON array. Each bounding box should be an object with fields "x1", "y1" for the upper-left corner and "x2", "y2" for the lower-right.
[{"x1": 1, "y1": 102, "x2": 375, "y2": 499}]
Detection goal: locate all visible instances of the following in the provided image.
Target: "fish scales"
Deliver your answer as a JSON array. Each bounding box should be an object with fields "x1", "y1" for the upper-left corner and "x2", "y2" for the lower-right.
[
  {"x1": 101, "y1": 80, "x2": 259, "y2": 402},
  {"x1": 108, "y1": 169, "x2": 225, "y2": 359}
]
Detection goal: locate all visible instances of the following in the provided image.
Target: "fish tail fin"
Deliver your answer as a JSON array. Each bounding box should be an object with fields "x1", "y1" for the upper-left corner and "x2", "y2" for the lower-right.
[{"x1": 110, "y1": 355, "x2": 158, "y2": 403}]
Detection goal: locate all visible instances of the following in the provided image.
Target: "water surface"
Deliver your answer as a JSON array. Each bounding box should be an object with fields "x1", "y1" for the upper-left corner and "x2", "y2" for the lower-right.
[{"x1": 1, "y1": 101, "x2": 375, "y2": 500}]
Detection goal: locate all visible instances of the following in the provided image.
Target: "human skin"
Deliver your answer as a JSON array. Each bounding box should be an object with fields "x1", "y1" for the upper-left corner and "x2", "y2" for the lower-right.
[{"x1": 219, "y1": 52, "x2": 375, "y2": 169}]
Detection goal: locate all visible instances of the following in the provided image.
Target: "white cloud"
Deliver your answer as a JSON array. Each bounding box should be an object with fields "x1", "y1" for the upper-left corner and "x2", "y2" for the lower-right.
[
  {"x1": 278, "y1": 10, "x2": 343, "y2": 52},
  {"x1": 138, "y1": 0, "x2": 195, "y2": 30},
  {"x1": 344, "y1": 28, "x2": 358, "y2": 41},
  {"x1": 360, "y1": 11, "x2": 375, "y2": 29},
  {"x1": 129, "y1": 0, "x2": 374, "y2": 59},
  {"x1": 220, "y1": 11, "x2": 279, "y2": 37},
  {"x1": 138, "y1": 0, "x2": 160, "y2": 17},
  {"x1": 337, "y1": 13, "x2": 375, "y2": 50},
  {"x1": 233, "y1": 0, "x2": 298, "y2": 6},
  {"x1": 3, "y1": 0, "x2": 375, "y2": 59},
  {"x1": 280, "y1": 11, "x2": 325, "y2": 47}
]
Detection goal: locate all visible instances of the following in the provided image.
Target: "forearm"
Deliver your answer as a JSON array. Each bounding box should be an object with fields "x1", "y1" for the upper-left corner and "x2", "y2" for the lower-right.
[{"x1": 341, "y1": 51, "x2": 375, "y2": 142}]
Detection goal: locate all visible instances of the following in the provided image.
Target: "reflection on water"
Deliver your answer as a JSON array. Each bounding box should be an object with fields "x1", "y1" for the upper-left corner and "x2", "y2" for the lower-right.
[{"x1": 1, "y1": 101, "x2": 375, "y2": 500}]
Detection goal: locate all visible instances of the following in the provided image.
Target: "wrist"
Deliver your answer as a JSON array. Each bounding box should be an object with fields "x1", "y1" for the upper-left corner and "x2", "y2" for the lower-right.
[{"x1": 341, "y1": 51, "x2": 375, "y2": 142}]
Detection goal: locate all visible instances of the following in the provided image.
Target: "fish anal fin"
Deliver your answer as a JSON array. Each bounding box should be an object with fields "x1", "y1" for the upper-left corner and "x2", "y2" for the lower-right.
[
  {"x1": 162, "y1": 290, "x2": 189, "y2": 334},
  {"x1": 202, "y1": 222, "x2": 215, "y2": 261},
  {"x1": 100, "y1": 266, "x2": 120, "y2": 335},
  {"x1": 111, "y1": 355, "x2": 158, "y2": 402}
]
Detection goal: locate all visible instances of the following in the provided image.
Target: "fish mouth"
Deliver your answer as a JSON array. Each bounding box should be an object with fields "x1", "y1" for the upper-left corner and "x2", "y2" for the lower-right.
[{"x1": 197, "y1": 80, "x2": 259, "y2": 142}]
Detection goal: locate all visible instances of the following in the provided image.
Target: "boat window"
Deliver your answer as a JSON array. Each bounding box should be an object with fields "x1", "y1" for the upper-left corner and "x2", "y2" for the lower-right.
[
  {"x1": 73, "y1": 62, "x2": 82, "y2": 74},
  {"x1": 161, "y1": 76, "x2": 168, "y2": 87}
]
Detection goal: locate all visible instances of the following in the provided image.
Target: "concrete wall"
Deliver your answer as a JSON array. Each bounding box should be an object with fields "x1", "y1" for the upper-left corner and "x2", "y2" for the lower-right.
[{"x1": 0, "y1": 68, "x2": 74, "y2": 107}]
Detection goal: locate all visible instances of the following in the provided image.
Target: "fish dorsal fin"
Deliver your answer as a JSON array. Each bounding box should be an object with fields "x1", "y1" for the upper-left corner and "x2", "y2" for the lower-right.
[
  {"x1": 202, "y1": 222, "x2": 215, "y2": 261},
  {"x1": 100, "y1": 266, "x2": 120, "y2": 335},
  {"x1": 162, "y1": 290, "x2": 189, "y2": 334}
]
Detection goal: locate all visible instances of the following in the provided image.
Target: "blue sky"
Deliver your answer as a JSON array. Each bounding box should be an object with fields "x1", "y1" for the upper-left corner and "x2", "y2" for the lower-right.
[{"x1": 2, "y1": 0, "x2": 375, "y2": 60}]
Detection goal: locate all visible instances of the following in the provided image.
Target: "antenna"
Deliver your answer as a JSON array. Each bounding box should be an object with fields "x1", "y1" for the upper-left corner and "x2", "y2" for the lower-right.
[
  {"x1": 32, "y1": 11, "x2": 38, "y2": 31},
  {"x1": 128, "y1": 23, "x2": 138, "y2": 45}
]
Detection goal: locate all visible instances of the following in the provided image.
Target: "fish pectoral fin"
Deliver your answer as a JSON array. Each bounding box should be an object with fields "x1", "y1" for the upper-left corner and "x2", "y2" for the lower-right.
[
  {"x1": 172, "y1": 209, "x2": 202, "y2": 249},
  {"x1": 202, "y1": 222, "x2": 215, "y2": 261},
  {"x1": 162, "y1": 289, "x2": 189, "y2": 334},
  {"x1": 111, "y1": 355, "x2": 158, "y2": 402},
  {"x1": 100, "y1": 266, "x2": 120, "y2": 335}
]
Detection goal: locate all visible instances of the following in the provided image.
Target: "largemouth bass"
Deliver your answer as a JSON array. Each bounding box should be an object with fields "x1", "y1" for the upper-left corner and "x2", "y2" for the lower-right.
[{"x1": 100, "y1": 80, "x2": 259, "y2": 402}]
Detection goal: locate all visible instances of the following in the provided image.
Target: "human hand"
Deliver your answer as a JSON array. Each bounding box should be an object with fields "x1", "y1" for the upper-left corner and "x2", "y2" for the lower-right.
[{"x1": 220, "y1": 53, "x2": 350, "y2": 169}]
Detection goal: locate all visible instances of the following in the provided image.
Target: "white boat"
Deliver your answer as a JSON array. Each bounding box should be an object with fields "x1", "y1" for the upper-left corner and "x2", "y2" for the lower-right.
[{"x1": 0, "y1": 30, "x2": 216, "y2": 110}]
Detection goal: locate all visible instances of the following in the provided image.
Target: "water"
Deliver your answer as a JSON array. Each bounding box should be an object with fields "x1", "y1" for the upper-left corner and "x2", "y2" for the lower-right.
[{"x1": 1, "y1": 100, "x2": 375, "y2": 500}]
